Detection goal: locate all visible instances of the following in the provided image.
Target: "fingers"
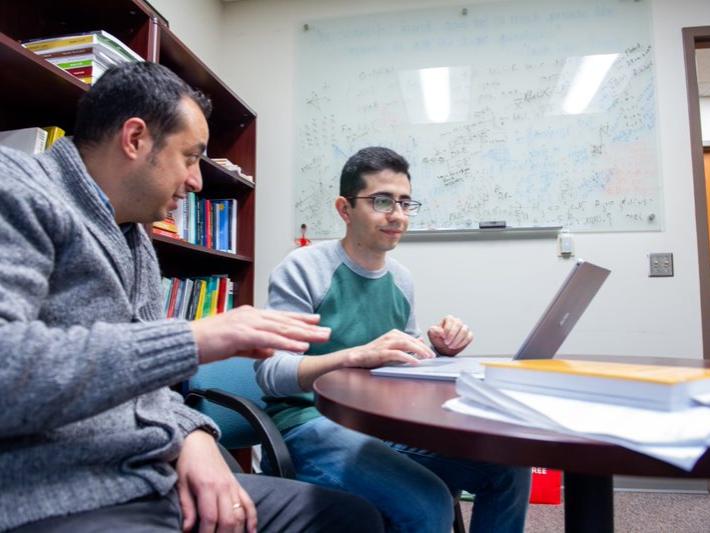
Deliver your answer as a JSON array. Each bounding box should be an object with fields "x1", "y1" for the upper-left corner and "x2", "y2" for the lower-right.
[
  {"x1": 197, "y1": 486, "x2": 219, "y2": 533},
  {"x1": 428, "y1": 325, "x2": 445, "y2": 342},
  {"x1": 428, "y1": 317, "x2": 473, "y2": 355},
  {"x1": 440, "y1": 315, "x2": 463, "y2": 345},
  {"x1": 269, "y1": 310, "x2": 322, "y2": 325},
  {"x1": 450, "y1": 326, "x2": 473, "y2": 350},
  {"x1": 378, "y1": 330, "x2": 435, "y2": 359},
  {"x1": 238, "y1": 307, "x2": 331, "y2": 345},
  {"x1": 216, "y1": 489, "x2": 242, "y2": 533},
  {"x1": 381, "y1": 349, "x2": 422, "y2": 365},
  {"x1": 178, "y1": 479, "x2": 197, "y2": 532},
  {"x1": 236, "y1": 483, "x2": 257, "y2": 533},
  {"x1": 388, "y1": 331, "x2": 435, "y2": 359},
  {"x1": 245, "y1": 330, "x2": 311, "y2": 355}
]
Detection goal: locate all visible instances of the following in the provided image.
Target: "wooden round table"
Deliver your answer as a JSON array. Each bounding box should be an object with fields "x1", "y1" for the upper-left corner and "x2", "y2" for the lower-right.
[{"x1": 314, "y1": 356, "x2": 710, "y2": 533}]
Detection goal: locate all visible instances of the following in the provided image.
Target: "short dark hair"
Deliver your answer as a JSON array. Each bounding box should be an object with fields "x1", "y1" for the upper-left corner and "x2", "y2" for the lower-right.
[
  {"x1": 73, "y1": 62, "x2": 212, "y2": 151},
  {"x1": 339, "y1": 146, "x2": 411, "y2": 206}
]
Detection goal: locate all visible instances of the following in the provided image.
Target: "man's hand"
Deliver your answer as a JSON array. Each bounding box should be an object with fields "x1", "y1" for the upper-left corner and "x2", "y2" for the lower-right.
[
  {"x1": 190, "y1": 306, "x2": 330, "y2": 364},
  {"x1": 427, "y1": 315, "x2": 473, "y2": 357},
  {"x1": 177, "y1": 430, "x2": 256, "y2": 533},
  {"x1": 345, "y1": 329, "x2": 435, "y2": 368},
  {"x1": 297, "y1": 330, "x2": 435, "y2": 391}
]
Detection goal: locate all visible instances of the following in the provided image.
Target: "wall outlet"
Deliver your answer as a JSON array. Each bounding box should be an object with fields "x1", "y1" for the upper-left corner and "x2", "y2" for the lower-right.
[{"x1": 649, "y1": 253, "x2": 674, "y2": 277}]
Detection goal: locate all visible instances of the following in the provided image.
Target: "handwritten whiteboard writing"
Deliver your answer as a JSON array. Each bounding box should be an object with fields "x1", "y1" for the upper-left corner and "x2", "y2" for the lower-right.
[{"x1": 294, "y1": 0, "x2": 662, "y2": 238}]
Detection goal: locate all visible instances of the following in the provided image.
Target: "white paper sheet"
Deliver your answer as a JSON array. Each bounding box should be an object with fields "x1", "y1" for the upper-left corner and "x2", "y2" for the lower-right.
[{"x1": 446, "y1": 373, "x2": 710, "y2": 471}]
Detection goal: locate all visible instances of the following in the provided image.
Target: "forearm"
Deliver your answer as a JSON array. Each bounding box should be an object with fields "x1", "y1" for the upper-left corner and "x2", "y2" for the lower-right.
[
  {"x1": 296, "y1": 350, "x2": 353, "y2": 391},
  {"x1": 0, "y1": 318, "x2": 198, "y2": 437},
  {"x1": 255, "y1": 348, "x2": 352, "y2": 396}
]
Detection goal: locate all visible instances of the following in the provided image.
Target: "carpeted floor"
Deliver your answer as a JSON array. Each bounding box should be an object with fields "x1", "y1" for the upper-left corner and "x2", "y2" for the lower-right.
[{"x1": 459, "y1": 491, "x2": 710, "y2": 532}]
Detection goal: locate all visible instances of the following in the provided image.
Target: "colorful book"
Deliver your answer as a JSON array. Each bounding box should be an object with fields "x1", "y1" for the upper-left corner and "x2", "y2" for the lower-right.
[
  {"x1": 154, "y1": 215, "x2": 178, "y2": 234},
  {"x1": 22, "y1": 30, "x2": 142, "y2": 63},
  {"x1": 42, "y1": 126, "x2": 65, "y2": 148},
  {"x1": 152, "y1": 227, "x2": 180, "y2": 239},
  {"x1": 483, "y1": 359, "x2": 710, "y2": 411}
]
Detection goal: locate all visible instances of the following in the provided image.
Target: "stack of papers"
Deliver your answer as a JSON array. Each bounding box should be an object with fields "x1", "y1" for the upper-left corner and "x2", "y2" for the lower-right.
[{"x1": 444, "y1": 372, "x2": 710, "y2": 471}]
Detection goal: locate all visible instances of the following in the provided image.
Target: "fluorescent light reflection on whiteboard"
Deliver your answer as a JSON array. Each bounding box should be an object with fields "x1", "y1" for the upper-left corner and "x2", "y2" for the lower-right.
[
  {"x1": 399, "y1": 66, "x2": 470, "y2": 124},
  {"x1": 562, "y1": 53, "x2": 619, "y2": 114},
  {"x1": 419, "y1": 67, "x2": 451, "y2": 123}
]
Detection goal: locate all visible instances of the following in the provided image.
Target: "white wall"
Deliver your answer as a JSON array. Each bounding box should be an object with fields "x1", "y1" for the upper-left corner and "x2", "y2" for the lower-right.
[
  {"x1": 148, "y1": 0, "x2": 224, "y2": 73},
  {"x1": 157, "y1": 0, "x2": 710, "y2": 359}
]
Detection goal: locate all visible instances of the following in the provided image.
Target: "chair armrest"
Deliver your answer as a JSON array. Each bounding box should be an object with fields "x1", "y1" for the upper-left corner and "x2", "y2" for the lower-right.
[{"x1": 186, "y1": 388, "x2": 297, "y2": 479}]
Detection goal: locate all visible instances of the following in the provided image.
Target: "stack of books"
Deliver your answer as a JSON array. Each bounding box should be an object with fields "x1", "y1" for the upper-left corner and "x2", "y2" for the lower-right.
[
  {"x1": 153, "y1": 192, "x2": 238, "y2": 253},
  {"x1": 0, "y1": 126, "x2": 65, "y2": 154},
  {"x1": 482, "y1": 359, "x2": 710, "y2": 411},
  {"x1": 446, "y1": 359, "x2": 710, "y2": 470},
  {"x1": 161, "y1": 275, "x2": 236, "y2": 320},
  {"x1": 21, "y1": 30, "x2": 142, "y2": 85},
  {"x1": 153, "y1": 213, "x2": 180, "y2": 240},
  {"x1": 212, "y1": 157, "x2": 254, "y2": 183}
]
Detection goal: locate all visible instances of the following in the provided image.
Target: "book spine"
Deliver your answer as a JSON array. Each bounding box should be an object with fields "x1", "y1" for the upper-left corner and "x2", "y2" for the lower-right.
[
  {"x1": 39, "y1": 46, "x2": 94, "y2": 59},
  {"x1": 217, "y1": 201, "x2": 229, "y2": 251},
  {"x1": 204, "y1": 200, "x2": 212, "y2": 249},
  {"x1": 24, "y1": 34, "x2": 97, "y2": 52},
  {"x1": 216, "y1": 276, "x2": 228, "y2": 314},
  {"x1": 151, "y1": 227, "x2": 180, "y2": 239},
  {"x1": 166, "y1": 278, "x2": 180, "y2": 318},
  {"x1": 196, "y1": 199, "x2": 204, "y2": 247},
  {"x1": 180, "y1": 279, "x2": 194, "y2": 319},
  {"x1": 194, "y1": 280, "x2": 207, "y2": 320},
  {"x1": 229, "y1": 199, "x2": 238, "y2": 254},
  {"x1": 187, "y1": 193, "x2": 196, "y2": 244},
  {"x1": 161, "y1": 277, "x2": 172, "y2": 316}
]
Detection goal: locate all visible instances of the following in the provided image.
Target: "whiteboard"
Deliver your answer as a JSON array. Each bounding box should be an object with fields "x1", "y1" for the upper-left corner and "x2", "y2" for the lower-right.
[{"x1": 294, "y1": 0, "x2": 662, "y2": 238}]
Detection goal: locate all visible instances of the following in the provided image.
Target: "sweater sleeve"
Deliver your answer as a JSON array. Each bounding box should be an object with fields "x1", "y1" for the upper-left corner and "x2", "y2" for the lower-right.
[
  {"x1": 388, "y1": 258, "x2": 422, "y2": 339},
  {"x1": 167, "y1": 389, "x2": 221, "y2": 439},
  {"x1": 254, "y1": 249, "x2": 329, "y2": 397},
  {"x1": 0, "y1": 184, "x2": 199, "y2": 438}
]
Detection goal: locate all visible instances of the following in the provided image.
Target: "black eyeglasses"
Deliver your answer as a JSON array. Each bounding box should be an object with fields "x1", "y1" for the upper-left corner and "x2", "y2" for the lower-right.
[{"x1": 348, "y1": 195, "x2": 422, "y2": 216}]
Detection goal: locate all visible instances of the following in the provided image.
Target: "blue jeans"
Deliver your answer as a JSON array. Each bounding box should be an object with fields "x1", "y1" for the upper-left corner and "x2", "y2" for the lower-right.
[{"x1": 277, "y1": 417, "x2": 531, "y2": 533}]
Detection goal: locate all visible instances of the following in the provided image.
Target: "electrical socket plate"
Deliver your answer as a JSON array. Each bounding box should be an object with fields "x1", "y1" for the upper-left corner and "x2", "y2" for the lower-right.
[{"x1": 649, "y1": 253, "x2": 674, "y2": 277}]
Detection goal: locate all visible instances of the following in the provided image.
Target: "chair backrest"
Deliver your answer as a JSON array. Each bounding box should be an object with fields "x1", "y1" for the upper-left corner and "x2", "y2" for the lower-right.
[{"x1": 188, "y1": 357, "x2": 264, "y2": 450}]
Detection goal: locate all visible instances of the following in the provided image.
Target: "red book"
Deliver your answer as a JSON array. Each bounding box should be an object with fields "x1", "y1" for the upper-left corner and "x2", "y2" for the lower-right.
[
  {"x1": 152, "y1": 227, "x2": 181, "y2": 239},
  {"x1": 204, "y1": 200, "x2": 212, "y2": 249},
  {"x1": 166, "y1": 278, "x2": 180, "y2": 318},
  {"x1": 216, "y1": 276, "x2": 228, "y2": 314}
]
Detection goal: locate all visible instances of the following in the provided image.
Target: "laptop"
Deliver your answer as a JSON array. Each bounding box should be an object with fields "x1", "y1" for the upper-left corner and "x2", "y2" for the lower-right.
[{"x1": 370, "y1": 260, "x2": 610, "y2": 381}]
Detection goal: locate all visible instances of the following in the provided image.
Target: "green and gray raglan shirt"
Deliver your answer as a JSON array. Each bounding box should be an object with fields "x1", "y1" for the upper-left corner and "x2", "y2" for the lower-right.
[{"x1": 255, "y1": 240, "x2": 420, "y2": 433}]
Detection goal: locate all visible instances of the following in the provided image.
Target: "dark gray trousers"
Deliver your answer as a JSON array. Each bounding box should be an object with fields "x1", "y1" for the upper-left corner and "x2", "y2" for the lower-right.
[{"x1": 10, "y1": 474, "x2": 384, "y2": 533}]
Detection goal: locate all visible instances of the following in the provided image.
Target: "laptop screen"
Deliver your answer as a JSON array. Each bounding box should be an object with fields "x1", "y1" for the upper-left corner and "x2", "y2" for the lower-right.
[{"x1": 515, "y1": 260, "x2": 610, "y2": 359}]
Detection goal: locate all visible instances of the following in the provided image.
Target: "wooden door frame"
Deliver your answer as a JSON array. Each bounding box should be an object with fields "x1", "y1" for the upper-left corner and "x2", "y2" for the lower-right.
[{"x1": 683, "y1": 26, "x2": 710, "y2": 360}]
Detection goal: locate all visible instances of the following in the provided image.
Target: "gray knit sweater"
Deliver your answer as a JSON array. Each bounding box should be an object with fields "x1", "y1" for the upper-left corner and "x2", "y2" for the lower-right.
[{"x1": 0, "y1": 139, "x2": 218, "y2": 531}]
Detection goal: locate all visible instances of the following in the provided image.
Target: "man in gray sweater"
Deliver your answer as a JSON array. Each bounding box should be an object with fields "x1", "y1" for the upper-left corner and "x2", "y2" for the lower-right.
[{"x1": 0, "y1": 62, "x2": 384, "y2": 533}]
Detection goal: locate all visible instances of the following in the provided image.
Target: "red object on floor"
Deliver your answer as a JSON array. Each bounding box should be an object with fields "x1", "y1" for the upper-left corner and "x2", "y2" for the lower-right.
[{"x1": 529, "y1": 467, "x2": 561, "y2": 504}]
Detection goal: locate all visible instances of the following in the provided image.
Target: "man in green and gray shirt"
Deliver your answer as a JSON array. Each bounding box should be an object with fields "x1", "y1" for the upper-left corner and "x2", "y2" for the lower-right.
[{"x1": 257, "y1": 147, "x2": 531, "y2": 533}]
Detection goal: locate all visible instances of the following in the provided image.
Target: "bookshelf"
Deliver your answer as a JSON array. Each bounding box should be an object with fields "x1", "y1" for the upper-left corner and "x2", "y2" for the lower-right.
[{"x1": 0, "y1": 0, "x2": 256, "y2": 309}]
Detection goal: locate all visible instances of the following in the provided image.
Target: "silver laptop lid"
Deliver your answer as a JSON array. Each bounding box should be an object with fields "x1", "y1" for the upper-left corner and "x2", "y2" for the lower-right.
[{"x1": 515, "y1": 260, "x2": 610, "y2": 360}]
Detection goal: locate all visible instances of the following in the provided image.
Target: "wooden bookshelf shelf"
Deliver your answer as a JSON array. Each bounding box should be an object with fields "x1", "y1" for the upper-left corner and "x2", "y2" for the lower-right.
[
  {"x1": 0, "y1": 33, "x2": 88, "y2": 131},
  {"x1": 200, "y1": 156, "x2": 255, "y2": 195},
  {"x1": 0, "y1": 0, "x2": 257, "y2": 310},
  {"x1": 152, "y1": 234, "x2": 253, "y2": 263}
]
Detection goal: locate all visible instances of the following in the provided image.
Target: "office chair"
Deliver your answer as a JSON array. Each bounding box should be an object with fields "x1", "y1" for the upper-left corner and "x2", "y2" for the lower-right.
[
  {"x1": 184, "y1": 357, "x2": 466, "y2": 533},
  {"x1": 184, "y1": 357, "x2": 295, "y2": 478}
]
